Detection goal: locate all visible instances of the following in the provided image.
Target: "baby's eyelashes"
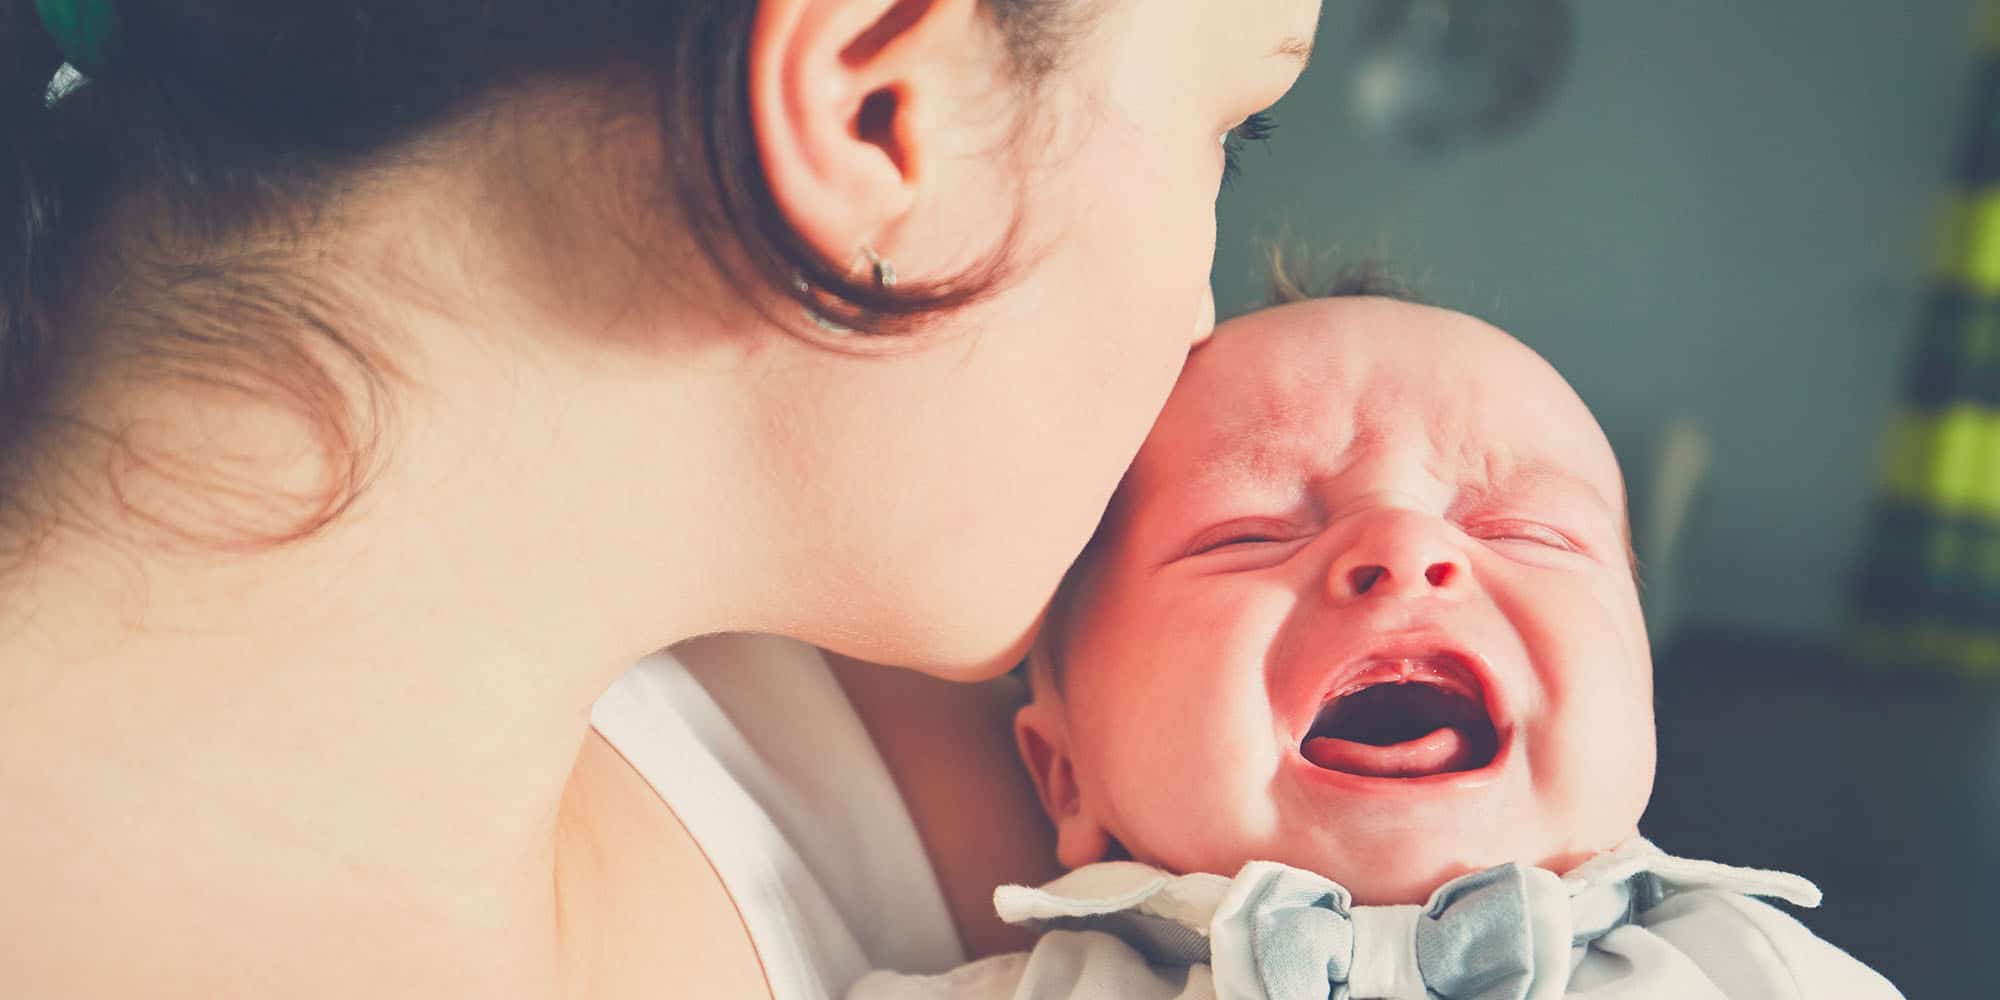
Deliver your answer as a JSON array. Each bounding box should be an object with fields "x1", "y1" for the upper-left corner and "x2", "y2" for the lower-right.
[
  {"x1": 1177, "y1": 518, "x2": 1311, "y2": 561},
  {"x1": 1463, "y1": 520, "x2": 1579, "y2": 552}
]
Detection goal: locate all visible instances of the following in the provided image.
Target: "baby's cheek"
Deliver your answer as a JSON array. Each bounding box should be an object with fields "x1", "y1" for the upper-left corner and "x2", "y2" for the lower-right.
[
  {"x1": 1082, "y1": 653, "x2": 1290, "y2": 874},
  {"x1": 1136, "y1": 756, "x2": 1291, "y2": 877},
  {"x1": 1563, "y1": 667, "x2": 1656, "y2": 835},
  {"x1": 1521, "y1": 612, "x2": 1655, "y2": 832}
]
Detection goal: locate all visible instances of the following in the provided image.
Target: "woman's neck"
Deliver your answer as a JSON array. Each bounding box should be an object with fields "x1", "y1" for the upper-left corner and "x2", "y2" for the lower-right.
[{"x1": 0, "y1": 278, "x2": 787, "y2": 992}]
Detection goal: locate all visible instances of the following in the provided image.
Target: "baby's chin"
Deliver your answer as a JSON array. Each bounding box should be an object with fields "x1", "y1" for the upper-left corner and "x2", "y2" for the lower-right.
[
  {"x1": 1161, "y1": 823, "x2": 1642, "y2": 908},
  {"x1": 1294, "y1": 840, "x2": 1542, "y2": 908}
]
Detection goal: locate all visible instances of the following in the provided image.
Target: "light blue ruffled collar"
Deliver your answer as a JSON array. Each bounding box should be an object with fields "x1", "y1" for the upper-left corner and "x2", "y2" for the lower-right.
[{"x1": 992, "y1": 839, "x2": 1820, "y2": 1000}]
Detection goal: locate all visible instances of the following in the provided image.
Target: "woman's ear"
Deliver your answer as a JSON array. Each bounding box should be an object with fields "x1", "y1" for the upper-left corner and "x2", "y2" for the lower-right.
[
  {"x1": 749, "y1": 0, "x2": 987, "y2": 266},
  {"x1": 1014, "y1": 700, "x2": 1113, "y2": 868}
]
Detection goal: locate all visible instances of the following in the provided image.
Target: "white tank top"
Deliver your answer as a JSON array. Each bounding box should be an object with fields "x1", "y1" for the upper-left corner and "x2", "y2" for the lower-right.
[{"x1": 591, "y1": 634, "x2": 965, "y2": 1000}]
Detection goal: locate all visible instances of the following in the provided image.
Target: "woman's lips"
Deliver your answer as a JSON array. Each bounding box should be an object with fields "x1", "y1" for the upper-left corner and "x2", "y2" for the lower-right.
[{"x1": 1302, "y1": 725, "x2": 1480, "y2": 777}]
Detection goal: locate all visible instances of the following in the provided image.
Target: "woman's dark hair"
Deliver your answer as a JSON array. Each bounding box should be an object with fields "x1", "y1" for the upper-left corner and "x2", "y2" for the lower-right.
[{"x1": 0, "y1": 1, "x2": 1081, "y2": 552}]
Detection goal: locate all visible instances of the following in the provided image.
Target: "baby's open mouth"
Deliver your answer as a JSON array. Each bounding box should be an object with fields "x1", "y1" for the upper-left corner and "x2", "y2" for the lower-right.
[{"x1": 1301, "y1": 656, "x2": 1500, "y2": 778}]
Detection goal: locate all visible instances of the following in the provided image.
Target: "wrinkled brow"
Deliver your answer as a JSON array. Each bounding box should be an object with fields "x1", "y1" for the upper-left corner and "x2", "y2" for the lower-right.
[{"x1": 1481, "y1": 460, "x2": 1620, "y2": 515}]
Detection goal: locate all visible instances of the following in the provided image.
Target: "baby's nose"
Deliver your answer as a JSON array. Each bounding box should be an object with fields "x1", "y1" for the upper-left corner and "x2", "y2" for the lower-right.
[
  {"x1": 1328, "y1": 512, "x2": 1469, "y2": 603},
  {"x1": 1344, "y1": 560, "x2": 1457, "y2": 595}
]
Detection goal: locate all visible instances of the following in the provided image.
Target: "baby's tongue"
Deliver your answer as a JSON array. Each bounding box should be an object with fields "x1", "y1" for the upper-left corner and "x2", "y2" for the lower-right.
[{"x1": 1303, "y1": 726, "x2": 1477, "y2": 778}]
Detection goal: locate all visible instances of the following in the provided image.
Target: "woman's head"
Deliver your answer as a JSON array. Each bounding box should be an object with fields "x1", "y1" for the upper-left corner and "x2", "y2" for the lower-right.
[
  {"x1": 0, "y1": 0, "x2": 1320, "y2": 675},
  {"x1": 736, "y1": 0, "x2": 1323, "y2": 674}
]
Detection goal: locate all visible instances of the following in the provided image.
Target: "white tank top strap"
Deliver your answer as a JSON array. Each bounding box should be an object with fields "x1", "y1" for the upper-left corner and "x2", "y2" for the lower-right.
[{"x1": 592, "y1": 634, "x2": 964, "y2": 1000}]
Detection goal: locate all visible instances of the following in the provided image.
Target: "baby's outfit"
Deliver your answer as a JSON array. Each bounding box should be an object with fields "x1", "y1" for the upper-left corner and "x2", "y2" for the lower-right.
[{"x1": 851, "y1": 838, "x2": 1903, "y2": 1000}]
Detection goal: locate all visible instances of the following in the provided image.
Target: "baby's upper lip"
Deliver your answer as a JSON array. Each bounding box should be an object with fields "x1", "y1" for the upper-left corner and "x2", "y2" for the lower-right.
[{"x1": 1299, "y1": 631, "x2": 1509, "y2": 740}]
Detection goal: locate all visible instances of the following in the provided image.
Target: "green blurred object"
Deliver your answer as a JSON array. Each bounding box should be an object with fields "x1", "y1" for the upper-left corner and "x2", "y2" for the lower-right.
[
  {"x1": 33, "y1": 0, "x2": 121, "y2": 76},
  {"x1": 1855, "y1": 4, "x2": 2000, "y2": 679}
]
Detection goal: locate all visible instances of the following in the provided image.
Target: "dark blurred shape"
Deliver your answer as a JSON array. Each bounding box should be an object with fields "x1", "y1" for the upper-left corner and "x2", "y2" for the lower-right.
[
  {"x1": 1345, "y1": 0, "x2": 1573, "y2": 154},
  {"x1": 1645, "y1": 632, "x2": 1999, "y2": 1000},
  {"x1": 1961, "y1": 54, "x2": 2000, "y2": 187}
]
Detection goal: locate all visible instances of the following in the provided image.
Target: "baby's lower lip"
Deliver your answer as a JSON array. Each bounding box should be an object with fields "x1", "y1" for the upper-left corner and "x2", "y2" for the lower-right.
[
  {"x1": 1302, "y1": 726, "x2": 1479, "y2": 777},
  {"x1": 1298, "y1": 658, "x2": 1501, "y2": 780},
  {"x1": 1288, "y1": 729, "x2": 1514, "y2": 795}
]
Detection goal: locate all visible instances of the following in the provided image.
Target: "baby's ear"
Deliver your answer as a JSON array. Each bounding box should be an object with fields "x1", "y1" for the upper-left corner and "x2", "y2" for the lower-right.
[{"x1": 1014, "y1": 701, "x2": 1112, "y2": 868}]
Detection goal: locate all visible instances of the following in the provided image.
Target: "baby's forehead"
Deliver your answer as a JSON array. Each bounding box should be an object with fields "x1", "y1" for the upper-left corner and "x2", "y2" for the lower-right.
[{"x1": 1124, "y1": 298, "x2": 1623, "y2": 507}]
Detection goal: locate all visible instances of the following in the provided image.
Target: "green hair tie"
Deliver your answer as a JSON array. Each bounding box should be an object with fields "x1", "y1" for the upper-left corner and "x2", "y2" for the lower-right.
[{"x1": 34, "y1": 0, "x2": 122, "y2": 76}]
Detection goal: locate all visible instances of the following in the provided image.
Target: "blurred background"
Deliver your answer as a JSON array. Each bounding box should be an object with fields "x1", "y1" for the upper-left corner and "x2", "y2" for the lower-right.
[{"x1": 1212, "y1": 1, "x2": 2000, "y2": 995}]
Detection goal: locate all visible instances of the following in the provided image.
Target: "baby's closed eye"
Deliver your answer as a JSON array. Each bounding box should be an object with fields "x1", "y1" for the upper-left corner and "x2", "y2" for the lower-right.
[
  {"x1": 1463, "y1": 519, "x2": 1579, "y2": 551},
  {"x1": 1181, "y1": 518, "x2": 1308, "y2": 557}
]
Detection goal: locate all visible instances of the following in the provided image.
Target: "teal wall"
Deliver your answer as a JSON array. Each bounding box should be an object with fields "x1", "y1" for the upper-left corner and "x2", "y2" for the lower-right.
[{"x1": 1215, "y1": 1, "x2": 1983, "y2": 642}]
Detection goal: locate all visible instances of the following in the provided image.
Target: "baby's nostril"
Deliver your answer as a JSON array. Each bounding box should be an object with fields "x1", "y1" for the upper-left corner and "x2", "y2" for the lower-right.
[
  {"x1": 1349, "y1": 565, "x2": 1386, "y2": 594},
  {"x1": 1426, "y1": 563, "x2": 1455, "y2": 587}
]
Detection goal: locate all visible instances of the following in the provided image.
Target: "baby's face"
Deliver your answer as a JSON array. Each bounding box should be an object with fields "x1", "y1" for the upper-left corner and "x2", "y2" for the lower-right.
[{"x1": 1020, "y1": 297, "x2": 1654, "y2": 905}]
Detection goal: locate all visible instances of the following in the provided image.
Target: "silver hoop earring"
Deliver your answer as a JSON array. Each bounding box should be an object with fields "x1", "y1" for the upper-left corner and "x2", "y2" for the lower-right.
[
  {"x1": 860, "y1": 245, "x2": 898, "y2": 289},
  {"x1": 793, "y1": 272, "x2": 851, "y2": 334},
  {"x1": 796, "y1": 245, "x2": 898, "y2": 334}
]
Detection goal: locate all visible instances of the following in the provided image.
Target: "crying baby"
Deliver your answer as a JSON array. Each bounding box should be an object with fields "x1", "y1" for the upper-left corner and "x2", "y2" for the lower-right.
[{"x1": 854, "y1": 291, "x2": 1904, "y2": 1000}]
